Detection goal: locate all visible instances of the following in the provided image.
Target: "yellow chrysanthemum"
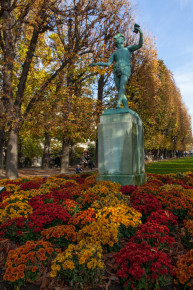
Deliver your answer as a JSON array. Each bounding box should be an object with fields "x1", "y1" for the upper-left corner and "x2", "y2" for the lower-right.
[{"x1": 1, "y1": 202, "x2": 33, "y2": 221}]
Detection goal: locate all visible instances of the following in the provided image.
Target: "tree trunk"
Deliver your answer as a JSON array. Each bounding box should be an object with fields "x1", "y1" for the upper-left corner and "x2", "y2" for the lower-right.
[
  {"x1": 2, "y1": 2, "x2": 17, "y2": 179},
  {"x1": 60, "y1": 138, "x2": 70, "y2": 174},
  {"x1": 0, "y1": 127, "x2": 5, "y2": 174},
  {"x1": 95, "y1": 139, "x2": 99, "y2": 168},
  {"x1": 95, "y1": 75, "x2": 105, "y2": 167},
  {"x1": 70, "y1": 143, "x2": 76, "y2": 166},
  {"x1": 0, "y1": 146, "x2": 3, "y2": 174},
  {"x1": 6, "y1": 128, "x2": 18, "y2": 179},
  {"x1": 153, "y1": 149, "x2": 159, "y2": 159},
  {"x1": 42, "y1": 132, "x2": 51, "y2": 169}
]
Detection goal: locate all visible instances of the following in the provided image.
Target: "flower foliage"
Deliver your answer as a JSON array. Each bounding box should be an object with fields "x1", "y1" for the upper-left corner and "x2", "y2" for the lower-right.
[
  {"x1": 20, "y1": 181, "x2": 41, "y2": 191},
  {"x1": 130, "y1": 192, "x2": 162, "y2": 220},
  {"x1": 183, "y1": 219, "x2": 193, "y2": 249},
  {"x1": 130, "y1": 222, "x2": 175, "y2": 249},
  {"x1": 62, "y1": 199, "x2": 80, "y2": 215},
  {"x1": 85, "y1": 181, "x2": 121, "y2": 198},
  {"x1": 28, "y1": 203, "x2": 70, "y2": 233},
  {"x1": 0, "y1": 190, "x2": 11, "y2": 202},
  {"x1": 41, "y1": 225, "x2": 77, "y2": 247},
  {"x1": 1, "y1": 171, "x2": 193, "y2": 289},
  {"x1": 50, "y1": 241, "x2": 104, "y2": 288},
  {"x1": 91, "y1": 192, "x2": 130, "y2": 209},
  {"x1": 77, "y1": 217, "x2": 119, "y2": 248},
  {"x1": 77, "y1": 205, "x2": 141, "y2": 248},
  {"x1": 175, "y1": 250, "x2": 193, "y2": 287},
  {"x1": 146, "y1": 210, "x2": 178, "y2": 232},
  {"x1": 3, "y1": 240, "x2": 60, "y2": 287},
  {"x1": 114, "y1": 241, "x2": 175, "y2": 289},
  {"x1": 0, "y1": 217, "x2": 30, "y2": 243},
  {"x1": 96, "y1": 205, "x2": 141, "y2": 229},
  {"x1": 151, "y1": 184, "x2": 193, "y2": 220},
  {"x1": 71, "y1": 208, "x2": 96, "y2": 229},
  {"x1": 120, "y1": 185, "x2": 137, "y2": 195},
  {"x1": 184, "y1": 219, "x2": 193, "y2": 237},
  {"x1": 1, "y1": 201, "x2": 33, "y2": 222}
]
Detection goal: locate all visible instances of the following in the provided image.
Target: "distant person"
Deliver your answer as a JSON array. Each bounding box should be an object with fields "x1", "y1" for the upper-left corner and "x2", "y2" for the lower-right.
[
  {"x1": 55, "y1": 156, "x2": 61, "y2": 168},
  {"x1": 145, "y1": 155, "x2": 149, "y2": 160},
  {"x1": 86, "y1": 152, "x2": 94, "y2": 169},
  {"x1": 81, "y1": 152, "x2": 88, "y2": 168},
  {"x1": 75, "y1": 164, "x2": 82, "y2": 174}
]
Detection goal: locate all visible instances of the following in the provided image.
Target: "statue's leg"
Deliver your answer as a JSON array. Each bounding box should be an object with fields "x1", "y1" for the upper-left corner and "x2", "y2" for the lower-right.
[
  {"x1": 113, "y1": 74, "x2": 122, "y2": 108},
  {"x1": 116, "y1": 75, "x2": 128, "y2": 108},
  {"x1": 114, "y1": 73, "x2": 120, "y2": 91}
]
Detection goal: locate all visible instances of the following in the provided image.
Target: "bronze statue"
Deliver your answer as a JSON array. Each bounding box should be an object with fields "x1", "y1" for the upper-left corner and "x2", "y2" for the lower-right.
[{"x1": 90, "y1": 24, "x2": 143, "y2": 109}]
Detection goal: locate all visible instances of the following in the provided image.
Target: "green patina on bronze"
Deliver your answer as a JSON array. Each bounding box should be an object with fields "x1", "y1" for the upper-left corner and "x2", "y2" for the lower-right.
[
  {"x1": 98, "y1": 111, "x2": 146, "y2": 186},
  {"x1": 90, "y1": 24, "x2": 143, "y2": 109}
]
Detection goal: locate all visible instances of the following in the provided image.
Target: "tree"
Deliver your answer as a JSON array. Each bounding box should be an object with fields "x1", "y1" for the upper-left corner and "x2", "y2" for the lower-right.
[
  {"x1": 0, "y1": 0, "x2": 65, "y2": 178},
  {"x1": 128, "y1": 55, "x2": 192, "y2": 157},
  {"x1": 1, "y1": 0, "x2": 128, "y2": 178}
]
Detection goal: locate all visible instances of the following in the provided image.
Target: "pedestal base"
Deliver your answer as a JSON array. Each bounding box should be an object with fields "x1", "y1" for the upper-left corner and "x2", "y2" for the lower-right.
[
  {"x1": 98, "y1": 173, "x2": 146, "y2": 186},
  {"x1": 98, "y1": 108, "x2": 146, "y2": 186}
]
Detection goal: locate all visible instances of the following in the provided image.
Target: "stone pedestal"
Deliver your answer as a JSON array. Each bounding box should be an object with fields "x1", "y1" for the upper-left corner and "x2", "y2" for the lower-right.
[{"x1": 98, "y1": 108, "x2": 146, "y2": 186}]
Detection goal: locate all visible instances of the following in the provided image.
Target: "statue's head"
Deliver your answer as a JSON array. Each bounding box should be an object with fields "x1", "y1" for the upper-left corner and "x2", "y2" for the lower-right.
[{"x1": 114, "y1": 33, "x2": 125, "y2": 46}]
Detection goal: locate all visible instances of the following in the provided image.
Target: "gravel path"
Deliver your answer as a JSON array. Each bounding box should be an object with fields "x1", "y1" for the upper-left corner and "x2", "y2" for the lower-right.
[{"x1": 0, "y1": 167, "x2": 97, "y2": 180}]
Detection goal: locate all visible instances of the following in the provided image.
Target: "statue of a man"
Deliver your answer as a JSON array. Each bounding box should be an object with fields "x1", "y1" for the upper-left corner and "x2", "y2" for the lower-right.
[{"x1": 90, "y1": 24, "x2": 143, "y2": 109}]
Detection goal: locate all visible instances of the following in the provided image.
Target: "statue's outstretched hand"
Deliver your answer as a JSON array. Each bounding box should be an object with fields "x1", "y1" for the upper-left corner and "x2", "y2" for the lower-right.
[
  {"x1": 133, "y1": 23, "x2": 142, "y2": 34},
  {"x1": 136, "y1": 26, "x2": 142, "y2": 33},
  {"x1": 89, "y1": 63, "x2": 96, "y2": 67}
]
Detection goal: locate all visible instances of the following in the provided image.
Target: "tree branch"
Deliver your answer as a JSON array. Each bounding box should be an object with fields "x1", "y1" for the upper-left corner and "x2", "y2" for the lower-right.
[
  {"x1": 78, "y1": 49, "x2": 93, "y2": 56},
  {"x1": 14, "y1": 28, "x2": 40, "y2": 109},
  {"x1": 0, "y1": 30, "x2": 5, "y2": 52},
  {"x1": 10, "y1": 0, "x2": 18, "y2": 11},
  {"x1": 20, "y1": 58, "x2": 72, "y2": 128}
]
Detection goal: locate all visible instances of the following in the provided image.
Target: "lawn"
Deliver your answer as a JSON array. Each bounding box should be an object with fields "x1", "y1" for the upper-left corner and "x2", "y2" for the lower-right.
[{"x1": 145, "y1": 156, "x2": 193, "y2": 174}]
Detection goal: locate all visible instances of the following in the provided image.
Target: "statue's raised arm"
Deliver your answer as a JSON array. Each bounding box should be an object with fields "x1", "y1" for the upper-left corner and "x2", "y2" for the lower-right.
[{"x1": 128, "y1": 24, "x2": 143, "y2": 52}]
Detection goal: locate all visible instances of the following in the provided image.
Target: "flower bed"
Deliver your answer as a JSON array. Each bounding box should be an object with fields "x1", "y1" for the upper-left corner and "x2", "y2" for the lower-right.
[{"x1": 0, "y1": 172, "x2": 193, "y2": 289}]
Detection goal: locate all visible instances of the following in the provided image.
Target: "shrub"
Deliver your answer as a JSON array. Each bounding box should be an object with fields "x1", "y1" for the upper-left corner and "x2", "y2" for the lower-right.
[
  {"x1": 183, "y1": 219, "x2": 193, "y2": 249},
  {"x1": 175, "y1": 250, "x2": 193, "y2": 288},
  {"x1": 114, "y1": 241, "x2": 175, "y2": 289},
  {"x1": 0, "y1": 217, "x2": 34, "y2": 244},
  {"x1": 130, "y1": 192, "x2": 162, "y2": 221},
  {"x1": 130, "y1": 222, "x2": 175, "y2": 249},
  {"x1": 3, "y1": 240, "x2": 60, "y2": 288},
  {"x1": 147, "y1": 210, "x2": 178, "y2": 232},
  {"x1": 50, "y1": 241, "x2": 104, "y2": 289},
  {"x1": 71, "y1": 208, "x2": 96, "y2": 229},
  {"x1": 20, "y1": 181, "x2": 41, "y2": 191},
  {"x1": 120, "y1": 185, "x2": 137, "y2": 195},
  {"x1": 91, "y1": 192, "x2": 130, "y2": 210},
  {"x1": 152, "y1": 185, "x2": 193, "y2": 221},
  {"x1": 28, "y1": 203, "x2": 70, "y2": 233},
  {"x1": 41, "y1": 225, "x2": 77, "y2": 248}
]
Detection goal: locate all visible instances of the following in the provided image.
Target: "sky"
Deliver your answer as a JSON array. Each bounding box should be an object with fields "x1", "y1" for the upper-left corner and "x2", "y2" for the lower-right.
[{"x1": 133, "y1": 0, "x2": 193, "y2": 129}]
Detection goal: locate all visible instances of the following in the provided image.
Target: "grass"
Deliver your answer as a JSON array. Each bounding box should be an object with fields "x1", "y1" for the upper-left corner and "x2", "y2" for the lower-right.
[{"x1": 145, "y1": 156, "x2": 193, "y2": 174}]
